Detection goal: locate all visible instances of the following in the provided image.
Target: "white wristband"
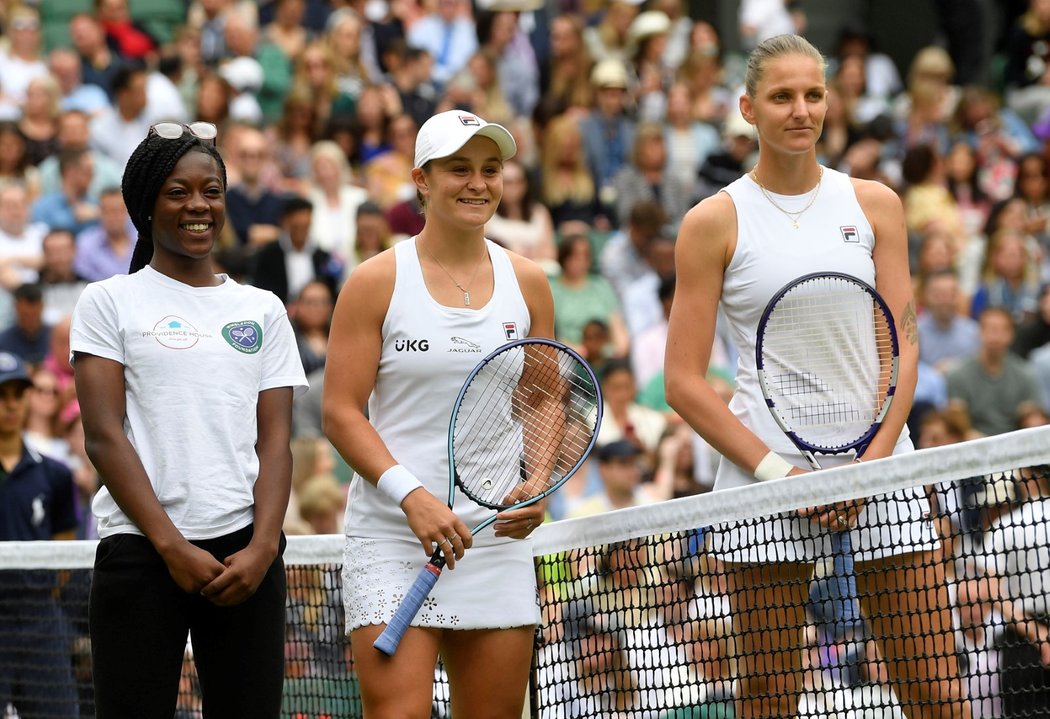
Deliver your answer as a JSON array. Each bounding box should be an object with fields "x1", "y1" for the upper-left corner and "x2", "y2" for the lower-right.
[
  {"x1": 754, "y1": 451, "x2": 794, "y2": 482},
  {"x1": 376, "y1": 464, "x2": 424, "y2": 506}
]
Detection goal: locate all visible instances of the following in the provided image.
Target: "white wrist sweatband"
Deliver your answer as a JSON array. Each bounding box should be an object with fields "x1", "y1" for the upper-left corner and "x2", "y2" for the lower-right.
[
  {"x1": 376, "y1": 464, "x2": 423, "y2": 506},
  {"x1": 754, "y1": 451, "x2": 794, "y2": 482}
]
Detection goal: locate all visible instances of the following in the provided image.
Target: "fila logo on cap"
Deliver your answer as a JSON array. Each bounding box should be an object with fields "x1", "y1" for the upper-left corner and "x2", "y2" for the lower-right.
[{"x1": 459, "y1": 114, "x2": 481, "y2": 126}]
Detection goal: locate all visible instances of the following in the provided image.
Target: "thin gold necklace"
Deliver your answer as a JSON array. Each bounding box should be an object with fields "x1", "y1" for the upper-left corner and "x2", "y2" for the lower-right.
[
  {"x1": 420, "y1": 238, "x2": 486, "y2": 306},
  {"x1": 750, "y1": 166, "x2": 824, "y2": 229}
]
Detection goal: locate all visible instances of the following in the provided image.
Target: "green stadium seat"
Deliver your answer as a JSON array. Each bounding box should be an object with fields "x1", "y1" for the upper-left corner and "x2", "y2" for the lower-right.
[
  {"x1": 42, "y1": 0, "x2": 187, "y2": 53},
  {"x1": 660, "y1": 702, "x2": 735, "y2": 719},
  {"x1": 128, "y1": 0, "x2": 187, "y2": 45},
  {"x1": 40, "y1": 0, "x2": 94, "y2": 52},
  {"x1": 281, "y1": 675, "x2": 362, "y2": 718}
]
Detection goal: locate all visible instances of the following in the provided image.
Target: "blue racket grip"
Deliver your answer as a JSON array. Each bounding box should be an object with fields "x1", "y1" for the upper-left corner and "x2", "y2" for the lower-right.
[{"x1": 373, "y1": 559, "x2": 444, "y2": 656}]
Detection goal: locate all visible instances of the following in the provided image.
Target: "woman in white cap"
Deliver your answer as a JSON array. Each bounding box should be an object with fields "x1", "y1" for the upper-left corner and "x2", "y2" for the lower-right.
[{"x1": 323, "y1": 109, "x2": 553, "y2": 717}]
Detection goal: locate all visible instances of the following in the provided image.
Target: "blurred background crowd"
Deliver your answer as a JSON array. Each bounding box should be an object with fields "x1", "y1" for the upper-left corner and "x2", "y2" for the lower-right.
[{"x1": 0, "y1": 0, "x2": 1046, "y2": 543}]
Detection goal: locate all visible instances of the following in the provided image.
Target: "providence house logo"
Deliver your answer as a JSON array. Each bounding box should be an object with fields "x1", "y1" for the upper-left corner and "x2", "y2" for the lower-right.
[
  {"x1": 222, "y1": 320, "x2": 263, "y2": 354},
  {"x1": 449, "y1": 336, "x2": 481, "y2": 353},
  {"x1": 144, "y1": 316, "x2": 210, "y2": 349},
  {"x1": 394, "y1": 338, "x2": 429, "y2": 352}
]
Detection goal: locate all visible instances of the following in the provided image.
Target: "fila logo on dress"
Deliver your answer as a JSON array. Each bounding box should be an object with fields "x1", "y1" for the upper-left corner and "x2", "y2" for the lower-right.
[{"x1": 840, "y1": 226, "x2": 859, "y2": 243}]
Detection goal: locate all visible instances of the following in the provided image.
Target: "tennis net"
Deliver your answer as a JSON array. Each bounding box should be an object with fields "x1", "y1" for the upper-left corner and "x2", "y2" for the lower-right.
[{"x1": 1, "y1": 425, "x2": 1048, "y2": 718}]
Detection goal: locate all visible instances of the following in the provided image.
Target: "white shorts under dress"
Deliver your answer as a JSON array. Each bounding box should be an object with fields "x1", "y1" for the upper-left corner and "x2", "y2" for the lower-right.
[
  {"x1": 342, "y1": 535, "x2": 540, "y2": 633},
  {"x1": 709, "y1": 436, "x2": 940, "y2": 564}
]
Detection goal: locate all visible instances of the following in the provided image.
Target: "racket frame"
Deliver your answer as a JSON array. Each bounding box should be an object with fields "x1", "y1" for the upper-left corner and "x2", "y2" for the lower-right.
[{"x1": 755, "y1": 271, "x2": 900, "y2": 463}]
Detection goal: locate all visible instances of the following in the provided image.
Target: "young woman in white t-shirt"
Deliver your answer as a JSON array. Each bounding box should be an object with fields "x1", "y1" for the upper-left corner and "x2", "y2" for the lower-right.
[
  {"x1": 71, "y1": 122, "x2": 307, "y2": 717},
  {"x1": 323, "y1": 110, "x2": 554, "y2": 718},
  {"x1": 664, "y1": 35, "x2": 970, "y2": 718}
]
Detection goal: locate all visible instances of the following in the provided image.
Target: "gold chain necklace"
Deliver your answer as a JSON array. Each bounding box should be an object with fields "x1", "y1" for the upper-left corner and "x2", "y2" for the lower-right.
[
  {"x1": 750, "y1": 166, "x2": 824, "y2": 229},
  {"x1": 420, "y1": 239, "x2": 485, "y2": 306}
]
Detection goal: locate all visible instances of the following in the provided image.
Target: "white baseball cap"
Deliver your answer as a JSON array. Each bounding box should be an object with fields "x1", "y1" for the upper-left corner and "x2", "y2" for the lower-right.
[{"x1": 414, "y1": 110, "x2": 517, "y2": 168}]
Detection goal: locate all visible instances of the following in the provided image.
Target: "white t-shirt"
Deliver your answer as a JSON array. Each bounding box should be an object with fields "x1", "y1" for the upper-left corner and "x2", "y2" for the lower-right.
[
  {"x1": 739, "y1": 0, "x2": 794, "y2": 48},
  {"x1": 69, "y1": 266, "x2": 308, "y2": 539},
  {"x1": 986, "y1": 495, "x2": 1050, "y2": 620},
  {"x1": 89, "y1": 108, "x2": 155, "y2": 172},
  {"x1": 0, "y1": 222, "x2": 47, "y2": 284},
  {"x1": 0, "y1": 53, "x2": 48, "y2": 105}
]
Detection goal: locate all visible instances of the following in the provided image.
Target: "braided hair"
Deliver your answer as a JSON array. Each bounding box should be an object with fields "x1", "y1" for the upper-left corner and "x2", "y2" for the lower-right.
[{"x1": 122, "y1": 132, "x2": 227, "y2": 273}]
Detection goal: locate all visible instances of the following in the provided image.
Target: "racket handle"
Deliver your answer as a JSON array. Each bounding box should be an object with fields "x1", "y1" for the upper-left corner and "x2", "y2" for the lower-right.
[{"x1": 373, "y1": 556, "x2": 445, "y2": 656}]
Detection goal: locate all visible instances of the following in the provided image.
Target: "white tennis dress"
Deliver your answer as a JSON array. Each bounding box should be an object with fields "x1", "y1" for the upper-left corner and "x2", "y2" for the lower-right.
[
  {"x1": 711, "y1": 167, "x2": 938, "y2": 563},
  {"x1": 342, "y1": 237, "x2": 540, "y2": 632}
]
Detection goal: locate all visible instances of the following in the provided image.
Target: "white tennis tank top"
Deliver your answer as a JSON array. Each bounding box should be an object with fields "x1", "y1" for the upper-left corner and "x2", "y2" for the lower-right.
[
  {"x1": 344, "y1": 237, "x2": 531, "y2": 546},
  {"x1": 716, "y1": 166, "x2": 912, "y2": 490}
]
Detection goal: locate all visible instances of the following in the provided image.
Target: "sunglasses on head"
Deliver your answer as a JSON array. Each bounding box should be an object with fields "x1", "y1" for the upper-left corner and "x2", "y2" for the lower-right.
[{"x1": 148, "y1": 121, "x2": 218, "y2": 145}]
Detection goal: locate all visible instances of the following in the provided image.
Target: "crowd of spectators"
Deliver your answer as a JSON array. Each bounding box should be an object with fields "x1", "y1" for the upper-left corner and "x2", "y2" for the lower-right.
[{"x1": 2, "y1": 0, "x2": 1050, "y2": 712}]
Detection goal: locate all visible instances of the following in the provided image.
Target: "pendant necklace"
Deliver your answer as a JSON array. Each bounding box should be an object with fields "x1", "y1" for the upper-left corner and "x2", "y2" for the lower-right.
[
  {"x1": 421, "y1": 239, "x2": 485, "y2": 307},
  {"x1": 751, "y1": 167, "x2": 824, "y2": 229}
]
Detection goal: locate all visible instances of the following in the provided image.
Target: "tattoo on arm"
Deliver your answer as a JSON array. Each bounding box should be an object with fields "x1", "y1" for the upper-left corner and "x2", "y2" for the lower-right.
[{"x1": 900, "y1": 300, "x2": 918, "y2": 347}]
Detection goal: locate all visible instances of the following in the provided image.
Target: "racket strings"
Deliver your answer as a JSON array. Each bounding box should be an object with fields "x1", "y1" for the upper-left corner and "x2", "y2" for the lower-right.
[
  {"x1": 759, "y1": 278, "x2": 898, "y2": 449},
  {"x1": 452, "y1": 346, "x2": 599, "y2": 507}
]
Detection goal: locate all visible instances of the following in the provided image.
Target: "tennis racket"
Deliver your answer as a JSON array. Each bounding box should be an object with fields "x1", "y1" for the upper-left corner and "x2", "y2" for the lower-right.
[
  {"x1": 756, "y1": 271, "x2": 899, "y2": 472},
  {"x1": 755, "y1": 272, "x2": 899, "y2": 618},
  {"x1": 373, "y1": 338, "x2": 603, "y2": 656}
]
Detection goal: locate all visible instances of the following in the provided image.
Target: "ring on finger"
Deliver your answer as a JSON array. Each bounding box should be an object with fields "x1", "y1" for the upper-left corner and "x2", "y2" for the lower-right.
[
  {"x1": 835, "y1": 514, "x2": 848, "y2": 529},
  {"x1": 439, "y1": 537, "x2": 452, "y2": 547},
  {"x1": 526, "y1": 519, "x2": 533, "y2": 530},
  {"x1": 448, "y1": 534, "x2": 460, "y2": 542}
]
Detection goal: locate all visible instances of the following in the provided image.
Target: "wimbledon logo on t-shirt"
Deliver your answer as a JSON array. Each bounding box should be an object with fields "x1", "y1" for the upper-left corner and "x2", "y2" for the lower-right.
[{"x1": 222, "y1": 320, "x2": 263, "y2": 354}]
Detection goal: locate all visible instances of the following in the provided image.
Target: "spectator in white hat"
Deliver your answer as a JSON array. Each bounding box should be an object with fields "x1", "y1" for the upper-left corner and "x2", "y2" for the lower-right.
[
  {"x1": 579, "y1": 58, "x2": 637, "y2": 221},
  {"x1": 627, "y1": 10, "x2": 674, "y2": 121}
]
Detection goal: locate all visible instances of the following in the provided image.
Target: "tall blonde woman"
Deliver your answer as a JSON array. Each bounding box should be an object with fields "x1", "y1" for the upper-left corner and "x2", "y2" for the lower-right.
[
  {"x1": 664, "y1": 34, "x2": 970, "y2": 719},
  {"x1": 539, "y1": 113, "x2": 602, "y2": 228},
  {"x1": 323, "y1": 8, "x2": 378, "y2": 104},
  {"x1": 323, "y1": 110, "x2": 554, "y2": 718},
  {"x1": 19, "y1": 74, "x2": 61, "y2": 166}
]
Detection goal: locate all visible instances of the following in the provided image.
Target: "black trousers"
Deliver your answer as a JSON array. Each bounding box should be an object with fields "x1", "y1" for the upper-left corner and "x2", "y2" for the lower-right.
[
  {"x1": 90, "y1": 525, "x2": 286, "y2": 719},
  {"x1": 998, "y1": 624, "x2": 1050, "y2": 718}
]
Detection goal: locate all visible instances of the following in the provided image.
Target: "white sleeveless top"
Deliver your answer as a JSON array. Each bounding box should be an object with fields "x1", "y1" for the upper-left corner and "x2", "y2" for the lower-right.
[
  {"x1": 713, "y1": 167, "x2": 932, "y2": 561},
  {"x1": 343, "y1": 237, "x2": 531, "y2": 547},
  {"x1": 716, "y1": 167, "x2": 914, "y2": 486}
]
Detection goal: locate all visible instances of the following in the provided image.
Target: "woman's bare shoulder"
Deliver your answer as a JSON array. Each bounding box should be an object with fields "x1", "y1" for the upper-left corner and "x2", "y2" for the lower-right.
[
  {"x1": 849, "y1": 176, "x2": 902, "y2": 211},
  {"x1": 339, "y1": 245, "x2": 398, "y2": 316},
  {"x1": 677, "y1": 192, "x2": 737, "y2": 255}
]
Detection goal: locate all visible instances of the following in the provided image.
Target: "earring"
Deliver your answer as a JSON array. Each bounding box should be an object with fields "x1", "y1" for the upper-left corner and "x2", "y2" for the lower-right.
[{"x1": 148, "y1": 215, "x2": 152, "y2": 221}]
